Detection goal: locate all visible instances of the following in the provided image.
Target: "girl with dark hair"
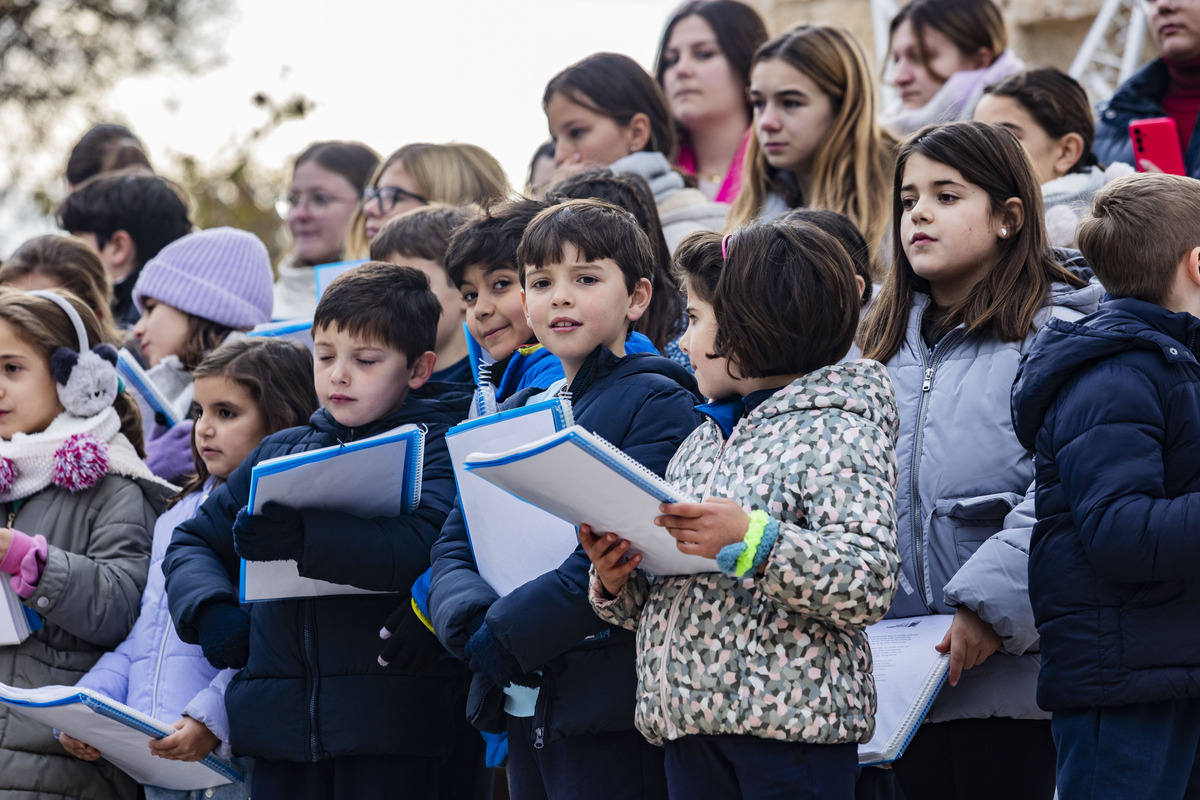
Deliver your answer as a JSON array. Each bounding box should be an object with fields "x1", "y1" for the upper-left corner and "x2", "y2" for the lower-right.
[
  {"x1": 974, "y1": 68, "x2": 1134, "y2": 247},
  {"x1": 66, "y1": 123, "x2": 153, "y2": 192},
  {"x1": 274, "y1": 141, "x2": 379, "y2": 319},
  {"x1": 654, "y1": 0, "x2": 768, "y2": 203},
  {"x1": 882, "y1": 0, "x2": 1022, "y2": 135},
  {"x1": 859, "y1": 121, "x2": 1103, "y2": 800},
  {"x1": 543, "y1": 52, "x2": 729, "y2": 252}
]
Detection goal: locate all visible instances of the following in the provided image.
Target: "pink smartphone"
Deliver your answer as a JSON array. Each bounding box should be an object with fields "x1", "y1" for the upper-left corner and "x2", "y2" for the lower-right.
[{"x1": 1130, "y1": 117, "x2": 1187, "y2": 175}]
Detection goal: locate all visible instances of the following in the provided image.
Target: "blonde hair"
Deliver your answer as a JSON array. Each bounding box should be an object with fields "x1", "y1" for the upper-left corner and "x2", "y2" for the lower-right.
[
  {"x1": 729, "y1": 25, "x2": 894, "y2": 277},
  {"x1": 346, "y1": 142, "x2": 511, "y2": 258}
]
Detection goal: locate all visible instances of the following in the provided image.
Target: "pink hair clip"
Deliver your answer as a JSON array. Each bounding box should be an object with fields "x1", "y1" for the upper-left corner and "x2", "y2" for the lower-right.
[{"x1": 721, "y1": 232, "x2": 734, "y2": 261}]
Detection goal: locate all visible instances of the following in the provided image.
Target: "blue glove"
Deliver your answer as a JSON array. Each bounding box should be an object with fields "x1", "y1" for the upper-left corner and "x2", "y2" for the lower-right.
[
  {"x1": 464, "y1": 622, "x2": 540, "y2": 688},
  {"x1": 233, "y1": 501, "x2": 305, "y2": 562},
  {"x1": 195, "y1": 603, "x2": 251, "y2": 669}
]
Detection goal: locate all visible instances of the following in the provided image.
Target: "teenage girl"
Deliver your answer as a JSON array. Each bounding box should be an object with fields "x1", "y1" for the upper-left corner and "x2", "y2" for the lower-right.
[
  {"x1": 275, "y1": 141, "x2": 379, "y2": 319},
  {"x1": 0, "y1": 289, "x2": 175, "y2": 800},
  {"x1": 60, "y1": 338, "x2": 319, "y2": 800},
  {"x1": 727, "y1": 25, "x2": 893, "y2": 276},
  {"x1": 857, "y1": 120, "x2": 1104, "y2": 800},
  {"x1": 542, "y1": 51, "x2": 729, "y2": 252},
  {"x1": 974, "y1": 68, "x2": 1134, "y2": 247},
  {"x1": 349, "y1": 142, "x2": 511, "y2": 257},
  {"x1": 130, "y1": 227, "x2": 275, "y2": 484},
  {"x1": 582, "y1": 223, "x2": 900, "y2": 800},
  {"x1": 653, "y1": 0, "x2": 768, "y2": 203},
  {"x1": 882, "y1": 0, "x2": 1022, "y2": 135}
]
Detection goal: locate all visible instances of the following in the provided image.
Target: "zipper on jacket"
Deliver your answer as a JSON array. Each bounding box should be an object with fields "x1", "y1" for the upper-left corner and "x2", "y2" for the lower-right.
[
  {"x1": 910, "y1": 331, "x2": 962, "y2": 612},
  {"x1": 531, "y1": 670, "x2": 554, "y2": 750},
  {"x1": 304, "y1": 602, "x2": 321, "y2": 762}
]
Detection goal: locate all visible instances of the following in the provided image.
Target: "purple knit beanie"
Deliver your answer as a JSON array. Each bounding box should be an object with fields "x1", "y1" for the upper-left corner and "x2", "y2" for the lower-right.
[{"x1": 133, "y1": 227, "x2": 274, "y2": 329}]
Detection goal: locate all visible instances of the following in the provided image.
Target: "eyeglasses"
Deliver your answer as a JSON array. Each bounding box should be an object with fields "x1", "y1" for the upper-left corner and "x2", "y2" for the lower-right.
[
  {"x1": 362, "y1": 185, "x2": 429, "y2": 213},
  {"x1": 276, "y1": 192, "x2": 357, "y2": 218}
]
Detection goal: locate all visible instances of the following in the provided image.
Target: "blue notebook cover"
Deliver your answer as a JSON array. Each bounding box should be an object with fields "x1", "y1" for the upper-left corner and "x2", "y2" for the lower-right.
[
  {"x1": 313, "y1": 259, "x2": 367, "y2": 299},
  {"x1": 116, "y1": 350, "x2": 181, "y2": 428}
]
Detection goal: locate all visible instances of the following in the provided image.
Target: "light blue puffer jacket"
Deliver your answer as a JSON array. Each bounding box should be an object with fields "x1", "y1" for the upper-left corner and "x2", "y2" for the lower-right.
[
  {"x1": 77, "y1": 485, "x2": 237, "y2": 756},
  {"x1": 881, "y1": 279, "x2": 1102, "y2": 722}
]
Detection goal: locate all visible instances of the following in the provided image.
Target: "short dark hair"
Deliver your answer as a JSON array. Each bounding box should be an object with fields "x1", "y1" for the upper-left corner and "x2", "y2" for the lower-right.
[
  {"x1": 1077, "y1": 173, "x2": 1200, "y2": 303},
  {"x1": 57, "y1": 171, "x2": 192, "y2": 270},
  {"x1": 546, "y1": 168, "x2": 683, "y2": 350},
  {"x1": 66, "y1": 123, "x2": 152, "y2": 187},
  {"x1": 713, "y1": 221, "x2": 859, "y2": 377},
  {"x1": 517, "y1": 199, "x2": 655, "y2": 293},
  {"x1": 781, "y1": 208, "x2": 874, "y2": 305},
  {"x1": 313, "y1": 262, "x2": 440, "y2": 362},
  {"x1": 369, "y1": 204, "x2": 475, "y2": 268},
  {"x1": 671, "y1": 230, "x2": 724, "y2": 304},
  {"x1": 445, "y1": 199, "x2": 549, "y2": 286}
]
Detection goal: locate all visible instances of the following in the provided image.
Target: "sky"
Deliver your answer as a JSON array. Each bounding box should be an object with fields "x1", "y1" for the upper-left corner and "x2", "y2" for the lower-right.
[{"x1": 1, "y1": 0, "x2": 685, "y2": 253}]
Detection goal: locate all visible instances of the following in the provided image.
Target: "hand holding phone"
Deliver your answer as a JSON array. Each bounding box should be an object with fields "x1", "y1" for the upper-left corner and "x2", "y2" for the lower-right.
[{"x1": 1130, "y1": 117, "x2": 1187, "y2": 175}]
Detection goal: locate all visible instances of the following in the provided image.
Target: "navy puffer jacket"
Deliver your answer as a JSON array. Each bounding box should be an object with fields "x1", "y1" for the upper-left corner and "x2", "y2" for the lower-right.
[
  {"x1": 1012, "y1": 298, "x2": 1200, "y2": 711},
  {"x1": 164, "y1": 387, "x2": 471, "y2": 762},
  {"x1": 429, "y1": 347, "x2": 702, "y2": 747}
]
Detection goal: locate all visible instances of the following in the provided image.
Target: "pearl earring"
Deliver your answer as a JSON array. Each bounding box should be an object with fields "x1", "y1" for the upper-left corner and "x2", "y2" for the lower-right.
[{"x1": 1000, "y1": 227, "x2": 1007, "y2": 237}]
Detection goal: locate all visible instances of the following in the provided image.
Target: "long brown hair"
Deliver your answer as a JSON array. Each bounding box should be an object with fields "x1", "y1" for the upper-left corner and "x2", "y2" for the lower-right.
[
  {"x1": 729, "y1": 25, "x2": 894, "y2": 275},
  {"x1": 860, "y1": 121, "x2": 1088, "y2": 363},
  {"x1": 174, "y1": 338, "x2": 319, "y2": 501},
  {"x1": 0, "y1": 235, "x2": 123, "y2": 346},
  {"x1": 0, "y1": 288, "x2": 146, "y2": 455}
]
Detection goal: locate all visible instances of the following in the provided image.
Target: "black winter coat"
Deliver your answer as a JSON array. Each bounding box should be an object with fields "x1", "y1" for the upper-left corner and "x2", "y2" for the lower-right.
[
  {"x1": 164, "y1": 387, "x2": 471, "y2": 762},
  {"x1": 1012, "y1": 298, "x2": 1200, "y2": 711},
  {"x1": 429, "y1": 347, "x2": 702, "y2": 747}
]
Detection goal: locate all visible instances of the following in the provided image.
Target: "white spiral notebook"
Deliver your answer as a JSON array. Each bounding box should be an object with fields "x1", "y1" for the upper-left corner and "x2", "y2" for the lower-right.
[
  {"x1": 0, "y1": 682, "x2": 243, "y2": 790},
  {"x1": 239, "y1": 423, "x2": 424, "y2": 602},
  {"x1": 463, "y1": 425, "x2": 718, "y2": 576}
]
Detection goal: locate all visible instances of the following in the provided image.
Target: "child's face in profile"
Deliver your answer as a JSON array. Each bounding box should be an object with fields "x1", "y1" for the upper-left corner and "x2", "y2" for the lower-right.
[
  {"x1": 0, "y1": 318, "x2": 64, "y2": 440},
  {"x1": 192, "y1": 375, "x2": 268, "y2": 480},
  {"x1": 678, "y1": 282, "x2": 740, "y2": 401},
  {"x1": 132, "y1": 296, "x2": 190, "y2": 367},
  {"x1": 460, "y1": 263, "x2": 531, "y2": 361},
  {"x1": 312, "y1": 324, "x2": 429, "y2": 428},
  {"x1": 522, "y1": 243, "x2": 651, "y2": 378}
]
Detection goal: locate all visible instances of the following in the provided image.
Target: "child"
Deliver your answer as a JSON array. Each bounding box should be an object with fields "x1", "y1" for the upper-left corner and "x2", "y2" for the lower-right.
[
  {"x1": 0, "y1": 289, "x2": 175, "y2": 800},
  {"x1": 726, "y1": 24, "x2": 894, "y2": 275},
  {"x1": 60, "y1": 338, "x2": 319, "y2": 799},
  {"x1": 57, "y1": 170, "x2": 192, "y2": 327},
  {"x1": 973, "y1": 68, "x2": 1133, "y2": 247},
  {"x1": 130, "y1": 226, "x2": 275, "y2": 484},
  {"x1": 163, "y1": 263, "x2": 475, "y2": 800},
  {"x1": 1012, "y1": 172, "x2": 1200, "y2": 799},
  {"x1": 429, "y1": 199, "x2": 703, "y2": 800},
  {"x1": 582, "y1": 222, "x2": 899, "y2": 799},
  {"x1": 857, "y1": 120, "x2": 1104, "y2": 800},
  {"x1": 369, "y1": 204, "x2": 475, "y2": 384}
]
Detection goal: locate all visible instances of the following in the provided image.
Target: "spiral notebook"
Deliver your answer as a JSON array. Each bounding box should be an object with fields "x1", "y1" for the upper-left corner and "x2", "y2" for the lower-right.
[
  {"x1": 0, "y1": 583, "x2": 41, "y2": 645},
  {"x1": 858, "y1": 614, "x2": 954, "y2": 766},
  {"x1": 0, "y1": 682, "x2": 243, "y2": 790},
  {"x1": 464, "y1": 425, "x2": 718, "y2": 576},
  {"x1": 239, "y1": 424, "x2": 425, "y2": 602},
  {"x1": 447, "y1": 398, "x2": 578, "y2": 596},
  {"x1": 116, "y1": 350, "x2": 184, "y2": 428}
]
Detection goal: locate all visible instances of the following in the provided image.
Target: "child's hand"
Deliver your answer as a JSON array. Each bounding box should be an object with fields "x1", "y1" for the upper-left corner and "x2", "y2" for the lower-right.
[
  {"x1": 148, "y1": 716, "x2": 220, "y2": 762},
  {"x1": 59, "y1": 731, "x2": 101, "y2": 761},
  {"x1": 232, "y1": 501, "x2": 305, "y2": 562},
  {"x1": 935, "y1": 607, "x2": 1002, "y2": 686},
  {"x1": 578, "y1": 524, "x2": 640, "y2": 598},
  {"x1": 656, "y1": 499, "x2": 750, "y2": 559}
]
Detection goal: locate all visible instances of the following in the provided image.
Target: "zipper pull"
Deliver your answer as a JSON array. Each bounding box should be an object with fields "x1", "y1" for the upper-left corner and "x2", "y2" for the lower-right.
[
  {"x1": 922, "y1": 367, "x2": 934, "y2": 392},
  {"x1": 533, "y1": 726, "x2": 545, "y2": 749}
]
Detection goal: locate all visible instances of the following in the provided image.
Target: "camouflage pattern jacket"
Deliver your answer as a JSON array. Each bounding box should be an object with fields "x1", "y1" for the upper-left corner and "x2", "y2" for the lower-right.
[{"x1": 591, "y1": 359, "x2": 901, "y2": 745}]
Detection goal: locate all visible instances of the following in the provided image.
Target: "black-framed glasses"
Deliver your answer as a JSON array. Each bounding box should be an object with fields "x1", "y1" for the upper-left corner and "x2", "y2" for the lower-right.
[{"x1": 362, "y1": 185, "x2": 429, "y2": 213}]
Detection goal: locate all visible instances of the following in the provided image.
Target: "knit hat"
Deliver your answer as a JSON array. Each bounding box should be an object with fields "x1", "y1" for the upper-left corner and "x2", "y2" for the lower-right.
[{"x1": 133, "y1": 227, "x2": 274, "y2": 329}]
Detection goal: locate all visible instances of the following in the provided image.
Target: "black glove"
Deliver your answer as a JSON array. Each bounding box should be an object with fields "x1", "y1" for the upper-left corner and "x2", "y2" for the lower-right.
[
  {"x1": 233, "y1": 501, "x2": 305, "y2": 562},
  {"x1": 377, "y1": 602, "x2": 448, "y2": 672},
  {"x1": 196, "y1": 603, "x2": 251, "y2": 669},
  {"x1": 464, "y1": 622, "x2": 540, "y2": 688}
]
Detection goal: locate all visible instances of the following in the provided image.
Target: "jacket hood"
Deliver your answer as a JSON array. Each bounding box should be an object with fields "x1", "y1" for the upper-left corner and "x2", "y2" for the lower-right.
[
  {"x1": 753, "y1": 359, "x2": 897, "y2": 439},
  {"x1": 308, "y1": 383, "x2": 472, "y2": 441},
  {"x1": 569, "y1": 345, "x2": 700, "y2": 403},
  {"x1": 1012, "y1": 298, "x2": 1200, "y2": 449}
]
